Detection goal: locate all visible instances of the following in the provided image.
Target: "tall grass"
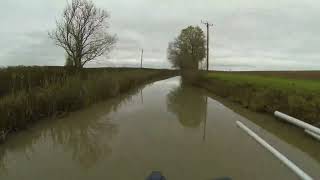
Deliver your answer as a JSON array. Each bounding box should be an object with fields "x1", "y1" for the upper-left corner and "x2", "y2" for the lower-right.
[
  {"x1": 0, "y1": 67, "x2": 177, "y2": 142},
  {"x1": 0, "y1": 66, "x2": 73, "y2": 97},
  {"x1": 0, "y1": 66, "x2": 167, "y2": 97},
  {"x1": 0, "y1": 82, "x2": 145, "y2": 172}
]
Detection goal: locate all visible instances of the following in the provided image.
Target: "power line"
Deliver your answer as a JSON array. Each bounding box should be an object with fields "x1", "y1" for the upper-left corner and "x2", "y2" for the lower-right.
[{"x1": 201, "y1": 20, "x2": 213, "y2": 71}]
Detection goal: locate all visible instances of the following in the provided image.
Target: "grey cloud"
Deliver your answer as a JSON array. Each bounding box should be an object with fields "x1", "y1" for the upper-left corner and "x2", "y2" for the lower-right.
[
  {"x1": 0, "y1": 32, "x2": 63, "y2": 66},
  {"x1": 1, "y1": 0, "x2": 320, "y2": 70}
]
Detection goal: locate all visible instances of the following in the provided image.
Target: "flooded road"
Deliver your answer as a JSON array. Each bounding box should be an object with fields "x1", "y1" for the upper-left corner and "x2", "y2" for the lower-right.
[{"x1": 0, "y1": 77, "x2": 319, "y2": 179}]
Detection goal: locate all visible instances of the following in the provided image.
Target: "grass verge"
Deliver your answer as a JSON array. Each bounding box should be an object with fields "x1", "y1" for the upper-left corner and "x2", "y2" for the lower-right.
[{"x1": 194, "y1": 71, "x2": 320, "y2": 125}]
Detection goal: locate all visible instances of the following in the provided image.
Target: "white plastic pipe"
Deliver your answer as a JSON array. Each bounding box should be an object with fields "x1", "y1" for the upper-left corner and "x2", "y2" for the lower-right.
[
  {"x1": 274, "y1": 111, "x2": 320, "y2": 136},
  {"x1": 236, "y1": 121, "x2": 313, "y2": 180},
  {"x1": 305, "y1": 129, "x2": 320, "y2": 141}
]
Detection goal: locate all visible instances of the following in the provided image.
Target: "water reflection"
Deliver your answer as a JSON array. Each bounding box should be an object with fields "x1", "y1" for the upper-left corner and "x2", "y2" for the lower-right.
[
  {"x1": 0, "y1": 148, "x2": 7, "y2": 175},
  {"x1": 48, "y1": 108, "x2": 118, "y2": 169},
  {"x1": 167, "y1": 82, "x2": 208, "y2": 129},
  {"x1": 1, "y1": 77, "x2": 320, "y2": 179},
  {"x1": 0, "y1": 86, "x2": 143, "y2": 173}
]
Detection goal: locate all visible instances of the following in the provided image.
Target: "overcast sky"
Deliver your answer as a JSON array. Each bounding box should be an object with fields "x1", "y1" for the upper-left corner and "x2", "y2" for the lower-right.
[{"x1": 0, "y1": 0, "x2": 320, "y2": 70}]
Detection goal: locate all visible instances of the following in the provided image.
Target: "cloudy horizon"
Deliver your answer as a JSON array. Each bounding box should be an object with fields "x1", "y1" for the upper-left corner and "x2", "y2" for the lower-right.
[{"x1": 1, "y1": 0, "x2": 320, "y2": 71}]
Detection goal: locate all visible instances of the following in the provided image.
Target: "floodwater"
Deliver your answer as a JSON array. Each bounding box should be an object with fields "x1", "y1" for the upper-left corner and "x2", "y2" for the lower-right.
[{"x1": 0, "y1": 76, "x2": 320, "y2": 180}]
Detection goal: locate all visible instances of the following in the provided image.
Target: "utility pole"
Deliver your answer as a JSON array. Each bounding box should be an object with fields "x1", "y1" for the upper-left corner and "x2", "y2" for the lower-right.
[
  {"x1": 140, "y1": 48, "x2": 144, "y2": 68},
  {"x1": 201, "y1": 20, "x2": 213, "y2": 71},
  {"x1": 203, "y1": 96, "x2": 208, "y2": 142}
]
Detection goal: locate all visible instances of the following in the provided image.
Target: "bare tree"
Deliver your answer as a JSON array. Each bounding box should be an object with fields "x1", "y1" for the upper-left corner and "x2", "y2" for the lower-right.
[{"x1": 49, "y1": 0, "x2": 117, "y2": 68}]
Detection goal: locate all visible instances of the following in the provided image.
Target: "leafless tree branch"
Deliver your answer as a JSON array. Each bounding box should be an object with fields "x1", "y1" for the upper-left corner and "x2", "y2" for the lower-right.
[{"x1": 49, "y1": 0, "x2": 117, "y2": 68}]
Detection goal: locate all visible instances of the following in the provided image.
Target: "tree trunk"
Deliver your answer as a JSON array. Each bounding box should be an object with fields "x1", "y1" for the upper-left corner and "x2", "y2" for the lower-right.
[{"x1": 73, "y1": 56, "x2": 82, "y2": 68}]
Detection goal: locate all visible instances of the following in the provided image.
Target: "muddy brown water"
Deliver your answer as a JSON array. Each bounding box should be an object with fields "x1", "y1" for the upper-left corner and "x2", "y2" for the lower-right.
[{"x1": 0, "y1": 77, "x2": 319, "y2": 180}]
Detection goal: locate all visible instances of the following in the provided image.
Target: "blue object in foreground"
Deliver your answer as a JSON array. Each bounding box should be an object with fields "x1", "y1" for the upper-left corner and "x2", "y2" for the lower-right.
[
  {"x1": 146, "y1": 171, "x2": 232, "y2": 180},
  {"x1": 146, "y1": 171, "x2": 166, "y2": 180}
]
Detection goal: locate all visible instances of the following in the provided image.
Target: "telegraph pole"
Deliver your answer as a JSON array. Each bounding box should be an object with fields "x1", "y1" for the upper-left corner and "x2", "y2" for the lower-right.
[
  {"x1": 201, "y1": 20, "x2": 213, "y2": 71},
  {"x1": 203, "y1": 96, "x2": 208, "y2": 142},
  {"x1": 140, "y1": 49, "x2": 144, "y2": 68}
]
